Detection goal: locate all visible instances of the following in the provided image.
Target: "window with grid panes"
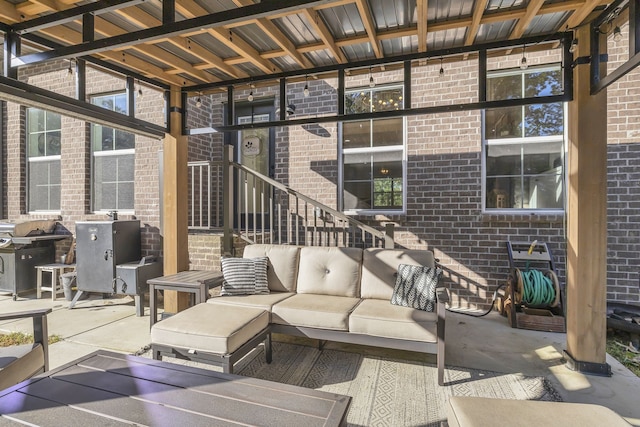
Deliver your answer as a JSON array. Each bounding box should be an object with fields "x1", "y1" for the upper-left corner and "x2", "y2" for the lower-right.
[
  {"x1": 484, "y1": 65, "x2": 565, "y2": 211},
  {"x1": 27, "y1": 108, "x2": 61, "y2": 212},
  {"x1": 91, "y1": 92, "x2": 135, "y2": 212},
  {"x1": 342, "y1": 85, "x2": 405, "y2": 213}
]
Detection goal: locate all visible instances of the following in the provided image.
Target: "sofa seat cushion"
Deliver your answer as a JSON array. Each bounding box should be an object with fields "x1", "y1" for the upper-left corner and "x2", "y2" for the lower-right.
[
  {"x1": 349, "y1": 299, "x2": 438, "y2": 343},
  {"x1": 151, "y1": 304, "x2": 269, "y2": 355},
  {"x1": 447, "y1": 397, "x2": 631, "y2": 427},
  {"x1": 207, "y1": 292, "x2": 294, "y2": 313},
  {"x1": 271, "y1": 294, "x2": 361, "y2": 331}
]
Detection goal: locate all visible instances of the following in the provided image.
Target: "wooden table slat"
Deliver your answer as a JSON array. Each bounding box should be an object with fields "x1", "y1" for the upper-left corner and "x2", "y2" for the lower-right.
[
  {"x1": 8, "y1": 377, "x2": 240, "y2": 427},
  {"x1": 0, "y1": 393, "x2": 131, "y2": 426}
]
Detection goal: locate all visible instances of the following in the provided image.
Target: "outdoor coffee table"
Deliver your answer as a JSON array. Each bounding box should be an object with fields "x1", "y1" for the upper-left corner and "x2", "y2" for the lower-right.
[{"x1": 0, "y1": 350, "x2": 351, "y2": 426}]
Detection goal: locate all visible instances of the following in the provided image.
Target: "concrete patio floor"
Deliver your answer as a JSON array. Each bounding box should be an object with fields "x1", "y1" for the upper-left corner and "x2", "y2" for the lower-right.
[{"x1": 1, "y1": 290, "x2": 639, "y2": 425}]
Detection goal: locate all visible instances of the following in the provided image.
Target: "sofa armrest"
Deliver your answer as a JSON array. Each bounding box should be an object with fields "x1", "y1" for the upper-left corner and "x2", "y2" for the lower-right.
[
  {"x1": 202, "y1": 271, "x2": 225, "y2": 289},
  {"x1": 0, "y1": 308, "x2": 52, "y2": 322},
  {"x1": 436, "y1": 287, "x2": 449, "y2": 306},
  {"x1": 0, "y1": 308, "x2": 51, "y2": 370}
]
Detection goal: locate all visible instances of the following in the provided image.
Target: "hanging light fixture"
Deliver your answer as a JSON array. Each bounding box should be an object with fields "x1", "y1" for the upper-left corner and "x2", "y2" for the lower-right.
[
  {"x1": 613, "y1": 26, "x2": 622, "y2": 42},
  {"x1": 569, "y1": 38, "x2": 578, "y2": 53},
  {"x1": 303, "y1": 75, "x2": 310, "y2": 97},
  {"x1": 520, "y1": 45, "x2": 528, "y2": 70},
  {"x1": 439, "y1": 57, "x2": 444, "y2": 77},
  {"x1": 248, "y1": 83, "x2": 254, "y2": 102},
  {"x1": 67, "y1": 59, "x2": 73, "y2": 76},
  {"x1": 195, "y1": 92, "x2": 202, "y2": 108},
  {"x1": 137, "y1": 80, "x2": 143, "y2": 98},
  {"x1": 369, "y1": 66, "x2": 375, "y2": 88}
]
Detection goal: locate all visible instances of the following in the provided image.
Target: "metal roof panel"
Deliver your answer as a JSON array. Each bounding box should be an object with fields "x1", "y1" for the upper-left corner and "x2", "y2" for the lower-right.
[
  {"x1": 428, "y1": 0, "x2": 473, "y2": 21},
  {"x1": 231, "y1": 24, "x2": 280, "y2": 52},
  {"x1": 273, "y1": 13, "x2": 321, "y2": 45},
  {"x1": 319, "y1": 3, "x2": 365, "y2": 38},
  {"x1": 486, "y1": 0, "x2": 525, "y2": 12},
  {"x1": 342, "y1": 42, "x2": 376, "y2": 62},
  {"x1": 476, "y1": 19, "x2": 517, "y2": 43},
  {"x1": 189, "y1": 33, "x2": 240, "y2": 59},
  {"x1": 304, "y1": 49, "x2": 339, "y2": 67},
  {"x1": 428, "y1": 27, "x2": 468, "y2": 50},
  {"x1": 370, "y1": 0, "x2": 415, "y2": 30},
  {"x1": 523, "y1": 11, "x2": 572, "y2": 37},
  {"x1": 381, "y1": 36, "x2": 417, "y2": 56}
]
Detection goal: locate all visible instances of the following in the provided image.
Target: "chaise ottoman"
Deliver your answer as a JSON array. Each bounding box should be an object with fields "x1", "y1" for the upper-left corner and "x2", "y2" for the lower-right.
[
  {"x1": 151, "y1": 303, "x2": 271, "y2": 374},
  {"x1": 447, "y1": 396, "x2": 631, "y2": 427}
]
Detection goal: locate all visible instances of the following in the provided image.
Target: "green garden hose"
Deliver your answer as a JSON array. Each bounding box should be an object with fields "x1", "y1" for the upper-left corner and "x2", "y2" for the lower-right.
[{"x1": 521, "y1": 269, "x2": 555, "y2": 306}]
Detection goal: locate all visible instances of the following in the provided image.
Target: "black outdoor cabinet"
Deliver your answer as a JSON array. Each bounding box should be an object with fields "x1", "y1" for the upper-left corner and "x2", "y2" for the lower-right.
[{"x1": 75, "y1": 220, "x2": 141, "y2": 294}]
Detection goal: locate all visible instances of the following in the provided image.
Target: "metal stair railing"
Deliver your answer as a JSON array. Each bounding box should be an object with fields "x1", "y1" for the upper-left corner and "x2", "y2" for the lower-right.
[
  {"x1": 187, "y1": 160, "x2": 223, "y2": 229},
  {"x1": 228, "y1": 160, "x2": 394, "y2": 250}
]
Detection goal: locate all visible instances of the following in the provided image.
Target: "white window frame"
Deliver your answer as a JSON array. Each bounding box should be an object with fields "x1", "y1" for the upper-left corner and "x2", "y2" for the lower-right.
[
  {"x1": 340, "y1": 84, "x2": 407, "y2": 216},
  {"x1": 26, "y1": 108, "x2": 61, "y2": 214},
  {"x1": 90, "y1": 92, "x2": 135, "y2": 214},
  {"x1": 482, "y1": 65, "x2": 567, "y2": 214}
]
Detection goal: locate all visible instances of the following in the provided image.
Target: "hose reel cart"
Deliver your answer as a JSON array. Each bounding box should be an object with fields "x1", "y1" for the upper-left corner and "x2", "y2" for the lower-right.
[{"x1": 500, "y1": 241, "x2": 565, "y2": 333}]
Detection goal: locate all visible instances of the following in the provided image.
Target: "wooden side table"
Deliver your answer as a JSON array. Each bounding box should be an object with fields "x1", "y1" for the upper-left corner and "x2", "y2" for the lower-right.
[
  {"x1": 148, "y1": 270, "x2": 223, "y2": 328},
  {"x1": 35, "y1": 263, "x2": 77, "y2": 301}
]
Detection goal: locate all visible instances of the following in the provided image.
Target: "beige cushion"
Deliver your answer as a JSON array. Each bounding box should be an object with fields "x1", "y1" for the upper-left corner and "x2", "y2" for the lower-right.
[
  {"x1": 0, "y1": 344, "x2": 45, "y2": 391},
  {"x1": 349, "y1": 299, "x2": 438, "y2": 342},
  {"x1": 361, "y1": 248, "x2": 435, "y2": 300},
  {"x1": 271, "y1": 294, "x2": 361, "y2": 331},
  {"x1": 296, "y1": 247, "x2": 362, "y2": 297},
  {"x1": 207, "y1": 292, "x2": 294, "y2": 314},
  {"x1": 243, "y1": 244, "x2": 300, "y2": 292},
  {"x1": 151, "y1": 304, "x2": 269, "y2": 355},
  {"x1": 447, "y1": 396, "x2": 631, "y2": 427}
]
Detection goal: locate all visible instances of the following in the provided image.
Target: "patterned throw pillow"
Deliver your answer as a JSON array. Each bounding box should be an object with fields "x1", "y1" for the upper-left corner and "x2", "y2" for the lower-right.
[
  {"x1": 390, "y1": 264, "x2": 442, "y2": 312},
  {"x1": 220, "y1": 257, "x2": 269, "y2": 296}
]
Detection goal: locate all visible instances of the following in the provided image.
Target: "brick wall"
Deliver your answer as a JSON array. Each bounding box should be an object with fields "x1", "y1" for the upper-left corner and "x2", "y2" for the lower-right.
[{"x1": 606, "y1": 22, "x2": 640, "y2": 304}]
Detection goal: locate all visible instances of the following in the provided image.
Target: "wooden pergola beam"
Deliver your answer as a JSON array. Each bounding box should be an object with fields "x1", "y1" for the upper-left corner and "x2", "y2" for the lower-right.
[{"x1": 354, "y1": 0, "x2": 382, "y2": 58}]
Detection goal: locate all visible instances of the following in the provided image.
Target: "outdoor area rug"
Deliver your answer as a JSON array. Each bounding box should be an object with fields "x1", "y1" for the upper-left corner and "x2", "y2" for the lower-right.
[{"x1": 139, "y1": 340, "x2": 562, "y2": 427}]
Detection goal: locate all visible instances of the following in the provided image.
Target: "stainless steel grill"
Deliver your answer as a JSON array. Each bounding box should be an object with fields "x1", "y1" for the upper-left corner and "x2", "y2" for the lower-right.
[{"x1": 0, "y1": 219, "x2": 65, "y2": 300}]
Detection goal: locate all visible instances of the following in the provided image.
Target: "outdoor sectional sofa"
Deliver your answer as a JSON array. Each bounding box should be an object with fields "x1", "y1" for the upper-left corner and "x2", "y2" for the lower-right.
[{"x1": 151, "y1": 244, "x2": 449, "y2": 385}]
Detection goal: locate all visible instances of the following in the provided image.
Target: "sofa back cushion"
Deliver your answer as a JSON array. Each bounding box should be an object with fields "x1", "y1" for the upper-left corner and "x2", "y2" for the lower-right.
[
  {"x1": 361, "y1": 248, "x2": 435, "y2": 300},
  {"x1": 296, "y1": 247, "x2": 363, "y2": 297},
  {"x1": 242, "y1": 244, "x2": 300, "y2": 292}
]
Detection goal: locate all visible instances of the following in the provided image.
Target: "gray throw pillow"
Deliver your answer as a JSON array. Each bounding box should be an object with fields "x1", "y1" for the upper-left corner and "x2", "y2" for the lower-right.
[
  {"x1": 390, "y1": 264, "x2": 441, "y2": 312},
  {"x1": 220, "y1": 256, "x2": 269, "y2": 296}
]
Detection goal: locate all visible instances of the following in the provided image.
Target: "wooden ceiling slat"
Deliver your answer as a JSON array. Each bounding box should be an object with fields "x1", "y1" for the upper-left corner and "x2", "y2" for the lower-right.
[
  {"x1": 510, "y1": 0, "x2": 546, "y2": 40},
  {"x1": 354, "y1": 0, "x2": 381, "y2": 58},
  {"x1": 416, "y1": 0, "x2": 428, "y2": 53}
]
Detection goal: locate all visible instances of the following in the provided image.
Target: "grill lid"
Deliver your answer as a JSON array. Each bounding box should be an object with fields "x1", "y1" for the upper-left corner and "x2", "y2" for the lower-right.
[{"x1": 0, "y1": 220, "x2": 57, "y2": 237}]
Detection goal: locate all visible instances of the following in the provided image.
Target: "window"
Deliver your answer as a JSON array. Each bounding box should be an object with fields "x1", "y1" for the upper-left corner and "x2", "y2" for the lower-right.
[
  {"x1": 341, "y1": 86, "x2": 405, "y2": 213},
  {"x1": 27, "y1": 108, "x2": 61, "y2": 212},
  {"x1": 91, "y1": 93, "x2": 135, "y2": 212},
  {"x1": 484, "y1": 66, "x2": 565, "y2": 211}
]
